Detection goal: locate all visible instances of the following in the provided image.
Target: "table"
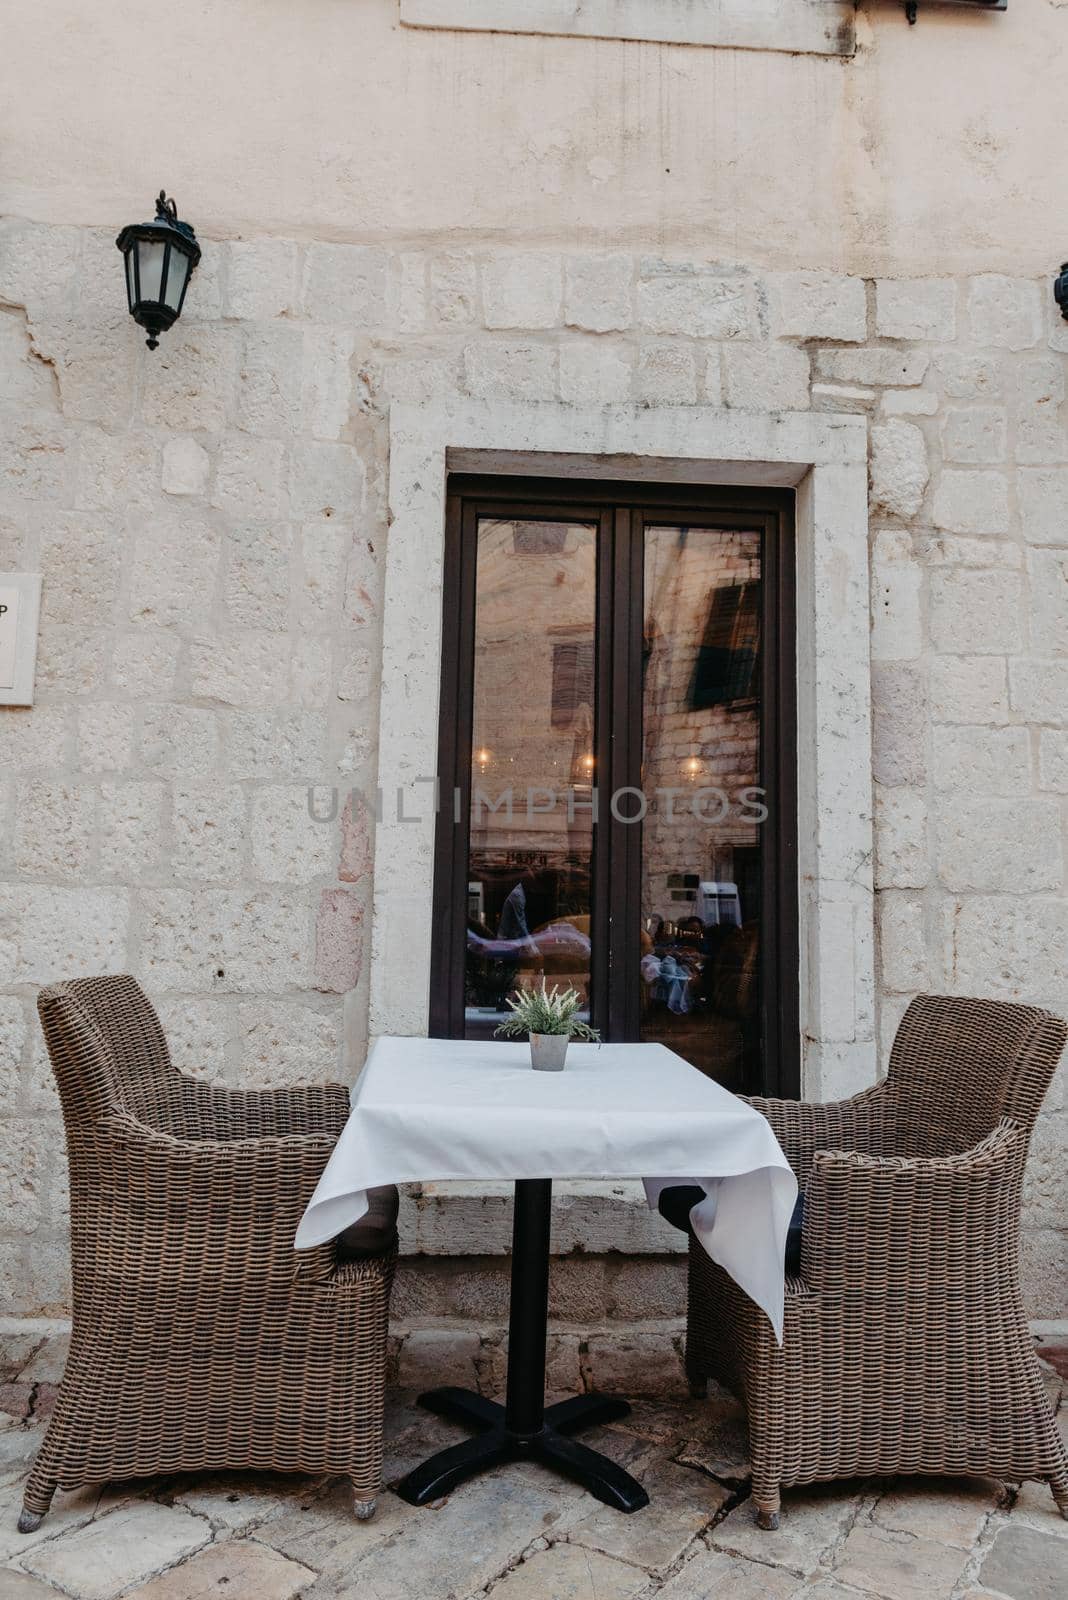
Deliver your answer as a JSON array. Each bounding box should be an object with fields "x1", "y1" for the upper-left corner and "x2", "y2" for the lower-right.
[{"x1": 297, "y1": 1038, "x2": 796, "y2": 1513}]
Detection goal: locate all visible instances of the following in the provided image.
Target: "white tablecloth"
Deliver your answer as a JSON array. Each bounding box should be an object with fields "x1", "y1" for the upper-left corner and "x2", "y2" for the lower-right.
[{"x1": 296, "y1": 1037, "x2": 797, "y2": 1342}]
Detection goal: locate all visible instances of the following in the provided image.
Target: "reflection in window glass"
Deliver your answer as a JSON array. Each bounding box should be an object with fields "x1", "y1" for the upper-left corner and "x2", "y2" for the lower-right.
[
  {"x1": 640, "y1": 526, "x2": 763, "y2": 1088},
  {"x1": 465, "y1": 519, "x2": 597, "y2": 1030}
]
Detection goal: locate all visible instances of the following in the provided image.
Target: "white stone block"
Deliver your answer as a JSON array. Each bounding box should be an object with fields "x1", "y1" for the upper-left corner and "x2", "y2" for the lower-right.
[
  {"x1": 559, "y1": 341, "x2": 631, "y2": 406},
  {"x1": 769, "y1": 271, "x2": 866, "y2": 341},
  {"x1": 77, "y1": 703, "x2": 135, "y2": 774},
  {"x1": 935, "y1": 350, "x2": 1003, "y2": 400},
  {"x1": 223, "y1": 710, "x2": 329, "y2": 781},
  {"x1": 635, "y1": 342, "x2": 698, "y2": 405},
  {"x1": 879, "y1": 893, "x2": 928, "y2": 993},
  {"x1": 110, "y1": 632, "x2": 180, "y2": 698},
  {"x1": 463, "y1": 341, "x2": 557, "y2": 401},
  {"x1": 171, "y1": 783, "x2": 247, "y2": 881},
  {"x1": 430, "y1": 251, "x2": 478, "y2": 326},
  {"x1": 1011, "y1": 658, "x2": 1068, "y2": 724},
  {"x1": 564, "y1": 254, "x2": 633, "y2": 333},
  {"x1": 75, "y1": 426, "x2": 160, "y2": 513},
  {"x1": 235, "y1": 324, "x2": 304, "y2": 438},
  {"x1": 14, "y1": 780, "x2": 95, "y2": 879},
  {"x1": 819, "y1": 348, "x2": 929, "y2": 387},
  {"x1": 945, "y1": 895, "x2": 1067, "y2": 1003},
  {"x1": 1038, "y1": 730, "x2": 1068, "y2": 792},
  {"x1": 128, "y1": 521, "x2": 221, "y2": 630},
  {"x1": 0, "y1": 884, "x2": 128, "y2": 984},
  {"x1": 227, "y1": 240, "x2": 300, "y2": 319},
  {"x1": 933, "y1": 726, "x2": 1031, "y2": 795},
  {"x1": 722, "y1": 343, "x2": 810, "y2": 412},
  {"x1": 967, "y1": 275, "x2": 1042, "y2": 351},
  {"x1": 99, "y1": 782, "x2": 163, "y2": 879},
  {"x1": 930, "y1": 656, "x2": 1010, "y2": 725},
  {"x1": 637, "y1": 265, "x2": 756, "y2": 339},
  {"x1": 250, "y1": 785, "x2": 336, "y2": 884},
  {"x1": 481, "y1": 253, "x2": 561, "y2": 330},
  {"x1": 238, "y1": 999, "x2": 343, "y2": 1084},
  {"x1": 930, "y1": 568, "x2": 1022, "y2": 654},
  {"x1": 302, "y1": 243, "x2": 388, "y2": 323},
  {"x1": 211, "y1": 435, "x2": 287, "y2": 520},
  {"x1": 874, "y1": 786, "x2": 929, "y2": 889},
  {"x1": 1028, "y1": 547, "x2": 1068, "y2": 655},
  {"x1": 872, "y1": 662, "x2": 927, "y2": 785},
  {"x1": 189, "y1": 633, "x2": 291, "y2": 709},
  {"x1": 140, "y1": 889, "x2": 312, "y2": 992},
  {"x1": 161, "y1": 437, "x2": 210, "y2": 497},
  {"x1": 222, "y1": 524, "x2": 290, "y2": 631},
  {"x1": 931, "y1": 469, "x2": 1010, "y2": 536},
  {"x1": 140, "y1": 705, "x2": 221, "y2": 778},
  {"x1": 140, "y1": 327, "x2": 237, "y2": 433},
  {"x1": 290, "y1": 440, "x2": 365, "y2": 521},
  {"x1": 941, "y1": 407, "x2": 1006, "y2": 465},
  {"x1": 1018, "y1": 468, "x2": 1068, "y2": 544},
  {"x1": 870, "y1": 531, "x2": 923, "y2": 661},
  {"x1": 39, "y1": 518, "x2": 122, "y2": 626},
  {"x1": 881, "y1": 389, "x2": 938, "y2": 416},
  {"x1": 301, "y1": 327, "x2": 356, "y2": 442},
  {"x1": 875, "y1": 279, "x2": 957, "y2": 341},
  {"x1": 870, "y1": 421, "x2": 929, "y2": 519},
  {"x1": 936, "y1": 798, "x2": 1063, "y2": 893}
]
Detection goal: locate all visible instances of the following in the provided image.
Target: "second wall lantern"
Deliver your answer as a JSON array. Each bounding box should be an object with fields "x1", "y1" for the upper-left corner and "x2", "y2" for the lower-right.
[{"x1": 116, "y1": 191, "x2": 201, "y2": 349}]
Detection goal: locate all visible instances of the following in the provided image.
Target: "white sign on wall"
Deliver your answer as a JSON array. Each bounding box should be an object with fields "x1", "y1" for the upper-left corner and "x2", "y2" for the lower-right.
[{"x1": 0, "y1": 574, "x2": 42, "y2": 706}]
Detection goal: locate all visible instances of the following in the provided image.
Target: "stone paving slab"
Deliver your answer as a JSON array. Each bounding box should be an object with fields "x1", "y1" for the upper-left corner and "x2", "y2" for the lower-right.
[{"x1": 1, "y1": 1322, "x2": 1067, "y2": 1600}]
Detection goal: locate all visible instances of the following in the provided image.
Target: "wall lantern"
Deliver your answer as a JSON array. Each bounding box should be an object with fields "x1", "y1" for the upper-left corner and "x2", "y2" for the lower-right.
[
  {"x1": 902, "y1": 1, "x2": 1006, "y2": 21},
  {"x1": 115, "y1": 192, "x2": 201, "y2": 350},
  {"x1": 1055, "y1": 264, "x2": 1068, "y2": 323}
]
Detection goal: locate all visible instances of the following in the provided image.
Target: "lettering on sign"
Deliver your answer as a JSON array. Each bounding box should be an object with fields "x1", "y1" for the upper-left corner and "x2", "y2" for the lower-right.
[{"x1": 0, "y1": 587, "x2": 19, "y2": 690}]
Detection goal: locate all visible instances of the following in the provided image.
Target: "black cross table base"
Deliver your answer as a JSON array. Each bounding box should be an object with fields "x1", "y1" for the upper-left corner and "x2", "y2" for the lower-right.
[{"x1": 394, "y1": 1179, "x2": 650, "y2": 1514}]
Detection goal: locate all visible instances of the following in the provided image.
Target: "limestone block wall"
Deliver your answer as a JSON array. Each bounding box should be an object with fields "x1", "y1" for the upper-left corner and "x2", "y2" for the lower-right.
[{"x1": 0, "y1": 222, "x2": 1065, "y2": 1318}]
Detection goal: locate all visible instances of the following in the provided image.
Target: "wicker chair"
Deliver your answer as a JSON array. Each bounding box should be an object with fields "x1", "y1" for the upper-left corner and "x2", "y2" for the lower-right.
[
  {"x1": 684, "y1": 993, "x2": 1068, "y2": 1528},
  {"x1": 18, "y1": 975, "x2": 396, "y2": 1533}
]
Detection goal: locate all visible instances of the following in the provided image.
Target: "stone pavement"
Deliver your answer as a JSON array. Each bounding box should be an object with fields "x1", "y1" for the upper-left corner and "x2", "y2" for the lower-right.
[{"x1": 1, "y1": 1325, "x2": 1066, "y2": 1600}]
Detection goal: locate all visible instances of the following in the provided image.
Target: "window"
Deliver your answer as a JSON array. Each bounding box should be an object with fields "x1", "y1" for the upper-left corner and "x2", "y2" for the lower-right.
[{"x1": 430, "y1": 476, "x2": 799, "y2": 1097}]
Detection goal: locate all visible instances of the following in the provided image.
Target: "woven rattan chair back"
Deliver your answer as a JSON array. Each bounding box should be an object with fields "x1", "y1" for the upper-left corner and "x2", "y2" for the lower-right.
[
  {"x1": 38, "y1": 973, "x2": 178, "y2": 1131},
  {"x1": 886, "y1": 993, "x2": 1067, "y2": 1158}
]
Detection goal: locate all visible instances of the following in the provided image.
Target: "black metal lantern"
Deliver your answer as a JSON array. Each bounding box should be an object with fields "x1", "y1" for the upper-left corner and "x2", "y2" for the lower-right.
[
  {"x1": 1055, "y1": 264, "x2": 1068, "y2": 324},
  {"x1": 115, "y1": 191, "x2": 201, "y2": 349}
]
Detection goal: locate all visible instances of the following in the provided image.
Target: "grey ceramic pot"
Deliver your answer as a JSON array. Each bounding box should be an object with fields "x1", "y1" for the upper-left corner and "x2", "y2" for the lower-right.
[{"x1": 529, "y1": 1032, "x2": 569, "y2": 1071}]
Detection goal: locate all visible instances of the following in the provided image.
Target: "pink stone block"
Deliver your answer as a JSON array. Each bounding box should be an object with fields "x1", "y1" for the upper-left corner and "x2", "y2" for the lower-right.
[
  {"x1": 314, "y1": 888, "x2": 364, "y2": 993},
  {"x1": 339, "y1": 792, "x2": 372, "y2": 884}
]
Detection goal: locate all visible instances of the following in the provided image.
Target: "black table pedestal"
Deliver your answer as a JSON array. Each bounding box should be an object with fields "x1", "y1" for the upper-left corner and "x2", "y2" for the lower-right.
[{"x1": 394, "y1": 1179, "x2": 649, "y2": 1514}]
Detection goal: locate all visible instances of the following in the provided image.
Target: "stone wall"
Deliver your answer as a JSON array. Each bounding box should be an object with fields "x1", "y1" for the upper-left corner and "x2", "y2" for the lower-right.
[{"x1": 0, "y1": 222, "x2": 1065, "y2": 1318}]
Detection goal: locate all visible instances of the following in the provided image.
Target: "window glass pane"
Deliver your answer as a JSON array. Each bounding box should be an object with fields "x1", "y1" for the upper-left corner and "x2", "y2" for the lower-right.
[
  {"x1": 465, "y1": 517, "x2": 597, "y2": 1032},
  {"x1": 640, "y1": 525, "x2": 762, "y2": 1088},
  {"x1": 163, "y1": 248, "x2": 190, "y2": 311},
  {"x1": 137, "y1": 240, "x2": 165, "y2": 302}
]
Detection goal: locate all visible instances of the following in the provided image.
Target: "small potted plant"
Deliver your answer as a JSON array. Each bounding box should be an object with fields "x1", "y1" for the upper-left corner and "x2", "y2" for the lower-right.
[{"x1": 495, "y1": 981, "x2": 600, "y2": 1071}]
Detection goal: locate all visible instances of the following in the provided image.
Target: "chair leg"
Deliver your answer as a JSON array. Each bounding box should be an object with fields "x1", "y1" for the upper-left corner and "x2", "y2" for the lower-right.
[
  {"x1": 19, "y1": 1465, "x2": 58, "y2": 1533},
  {"x1": 353, "y1": 1489, "x2": 378, "y2": 1521},
  {"x1": 752, "y1": 1490, "x2": 781, "y2": 1530},
  {"x1": 1051, "y1": 1468, "x2": 1068, "y2": 1521}
]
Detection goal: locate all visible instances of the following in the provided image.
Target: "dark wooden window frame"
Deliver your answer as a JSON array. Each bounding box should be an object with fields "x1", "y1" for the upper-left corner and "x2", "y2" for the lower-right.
[{"x1": 429, "y1": 474, "x2": 800, "y2": 1100}]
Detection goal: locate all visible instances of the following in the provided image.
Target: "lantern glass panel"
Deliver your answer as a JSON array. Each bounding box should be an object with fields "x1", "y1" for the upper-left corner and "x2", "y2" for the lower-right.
[
  {"x1": 138, "y1": 240, "x2": 166, "y2": 303},
  {"x1": 124, "y1": 250, "x2": 136, "y2": 312},
  {"x1": 163, "y1": 247, "x2": 190, "y2": 312}
]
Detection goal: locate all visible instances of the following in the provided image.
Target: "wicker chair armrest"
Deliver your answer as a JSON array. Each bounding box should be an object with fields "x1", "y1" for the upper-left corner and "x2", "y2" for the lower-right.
[
  {"x1": 799, "y1": 1120, "x2": 1024, "y2": 1293},
  {"x1": 745, "y1": 1081, "x2": 894, "y2": 1182},
  {"x1": 143, "y1": 1075, "x2": 352, "y2": 1143},
  {"x1": 101, "y1": 1109, "x2": 346, "y2": 1280}
]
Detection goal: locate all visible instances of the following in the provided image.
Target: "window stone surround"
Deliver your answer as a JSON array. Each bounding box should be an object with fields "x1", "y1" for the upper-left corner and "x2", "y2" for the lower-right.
[{"x1": 376, "y1": 401, "x2": 875, "y2": 1071}]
